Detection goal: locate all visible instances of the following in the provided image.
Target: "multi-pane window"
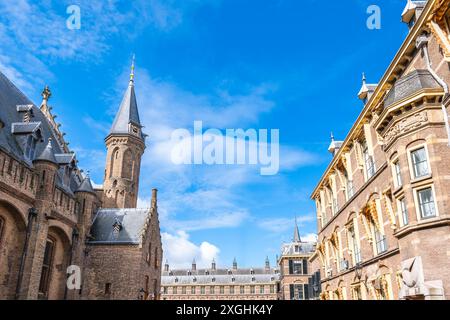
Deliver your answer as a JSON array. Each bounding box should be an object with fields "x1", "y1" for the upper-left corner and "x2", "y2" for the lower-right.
[
  {"x1": 363, "y1": 142, "x2": 375, "y2": 179},
  {"x1": 250, "y1": 286, "x2": 255, "y2": 294},
  {"x1": 399, "y1": 198, "x2": 408, "y2": 226},
  {"x1": 347, "y1": 180, "x2": 354, "y2": 199},
  {"x1": 259, "y1": 286, "x2": 264, "y2": 294},
  {"x1": 182, "y1": 286, "x2": 186, "y2": 295},
  {"x1": 417, "y1": 187, "x2": 437, "y2": 219},
  {"x1": 411, "y1": 147, "x2": 429, "y2": 178},
  {"x1": 220, "y1": 286, "x2": 224, "y2": 294},
  {"x1": 270, "y1": 285, "x2": 274, "y2": 294},
  {"x1": 163, "y1": 286, "x2": 168, "y2": 294},
  {"x1": 38, "y1": 239, "x2": 55, "y2": 298},
  {"x1": 173, "y1": 287, "x2": 177, "y2": 295},
  {"x1": 200, "y1": 286, "x2": 205, "y2": 295},
  {"x1": 348, "y1": 227, "x2": 361, "y2": 264},
  {"x1": 332, "y1": 198, "x2": 339, "y2": 215},
  {"x1": 289, "y1": 284, "x2": 308, "y2": 300},
  {"x1": 191, "y1": 286, "x2": 195, "y2": 294},
  {"x1": 394, "y1": 161, "x2": 402, "y2": 187},
  {"x1": 230, "y1": 286, "x2": 235, "y2": 294},
  {"x1": 289, "y1": 259, "x2": 307, "y2": 275},
  {"x1": 240, "y1": 286, "x2": 245, "y2": 294},
  {"x1": 374, "y1": 229, "x2": 387, "y2": 255},
  {"x1": 210, "y1": 286, "x2": 215, "y2": 294}
]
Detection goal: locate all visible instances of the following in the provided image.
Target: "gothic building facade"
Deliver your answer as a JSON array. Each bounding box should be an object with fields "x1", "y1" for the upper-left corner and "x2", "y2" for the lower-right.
[
  {"x1": 0, "y1": 62, "x2": 162, "y2": 300},
  {"x1": 311, "y1": 0, "x2": 450, "y2": 300}
]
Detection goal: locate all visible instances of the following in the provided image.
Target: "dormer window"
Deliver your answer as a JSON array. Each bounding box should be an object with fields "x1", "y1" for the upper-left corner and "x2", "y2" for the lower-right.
[
  {"x1": 227, "y1": 270, "x2": 232, "y2": 275},
  {"x1": 187, "y1": 270, "x2": 192, "y2": 276},
  {"x1": 211, "y1": 277, "x2": 216, "y2": 282},
  {"x1": 250, "y1": 269, "x2": 255, "y2": 275},
  {"x1": 174, "y1": 277, "x2": 179, "y2": 283}
]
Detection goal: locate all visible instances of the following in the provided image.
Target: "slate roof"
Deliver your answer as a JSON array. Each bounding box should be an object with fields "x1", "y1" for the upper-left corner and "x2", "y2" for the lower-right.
[
  {"x1": 109, "y1": 80, "x2": 143, "y2": 139},
  {"x1": 384, "y1": 69, "x2": 442, "y2": 107},
  {"x1": 162, "y1": 268, "x2": 280, "y2": 285},
  {"x1": 0, "y1": 70, "x2": 85, "y2": 193},
  {"x1": 76, "y1": 175, "x2": 96, "y2": 194},
  {"x1": 88, "y1": 208, "x2": 151, "y2": 244}
]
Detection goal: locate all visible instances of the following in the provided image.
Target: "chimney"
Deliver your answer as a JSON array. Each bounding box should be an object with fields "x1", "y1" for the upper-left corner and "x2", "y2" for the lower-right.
[
  {"x1": 192, "y1": 258, "x2": 197, "y2": 271},
  {"x1": 211, "y1": 258, "x2": 216, "y2": 271}
]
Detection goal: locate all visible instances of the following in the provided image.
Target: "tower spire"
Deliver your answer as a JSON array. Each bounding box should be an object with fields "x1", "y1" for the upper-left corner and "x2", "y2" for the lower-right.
[{"x1": 293, "y1": 217, "x2": 301, "y2": 243}]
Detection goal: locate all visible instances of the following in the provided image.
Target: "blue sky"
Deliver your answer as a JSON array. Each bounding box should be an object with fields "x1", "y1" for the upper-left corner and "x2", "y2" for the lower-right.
[{"x1": 0, "y1": 0, "x2": 410, "y2": 269}]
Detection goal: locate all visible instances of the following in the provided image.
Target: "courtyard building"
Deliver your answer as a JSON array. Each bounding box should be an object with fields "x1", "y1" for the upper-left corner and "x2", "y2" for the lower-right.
[
  {"x1": 311, "y1": 0, "x2": 450, "y2": 300},
  {"x1": 161, "y1": 258, "x2": 280, "y2": 300}
]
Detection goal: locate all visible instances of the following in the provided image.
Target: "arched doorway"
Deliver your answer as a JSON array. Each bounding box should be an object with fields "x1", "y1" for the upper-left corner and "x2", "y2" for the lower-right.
[
  {"x1": 37, "y1": 226, "x2": 71, "y2": 300},
  {"x1": 0, "y1": 201, "x2": 27, "y2": 300}
]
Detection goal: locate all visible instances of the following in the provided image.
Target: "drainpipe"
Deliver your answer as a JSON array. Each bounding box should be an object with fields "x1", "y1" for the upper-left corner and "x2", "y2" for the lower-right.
[
  {"x1": 416, "y1": 33, "x2": 450, "y2": 146},
  {"x1": 15, "y1": 207, "x2": 38, "y2": 299}
]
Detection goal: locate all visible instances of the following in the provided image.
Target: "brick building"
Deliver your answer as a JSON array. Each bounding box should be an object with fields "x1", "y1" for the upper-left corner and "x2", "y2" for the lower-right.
[
  {"x1": 311, "y1": 0, "x2": 450, "y2": 300},
  {"x1": 277, "y1": 220, "x2": 317, "y2": 300},
  {"x1": 161, "y1": 258, "x2": 280, "y2": 300},
  {"x1": 0, "y1": 60, "x2": 162, "y2": 300}
]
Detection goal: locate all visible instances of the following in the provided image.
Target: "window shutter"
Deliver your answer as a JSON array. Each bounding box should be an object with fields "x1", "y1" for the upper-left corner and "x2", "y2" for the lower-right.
[
  {"x1": 289, "y1": 284, "x2": 294, "y2": 300},
  {"x1": 288, "y1": 260, "x2": 294, "y2": 274},
  {"x1": 303, "y1": 259, "x2": 308, "y2": 275}
]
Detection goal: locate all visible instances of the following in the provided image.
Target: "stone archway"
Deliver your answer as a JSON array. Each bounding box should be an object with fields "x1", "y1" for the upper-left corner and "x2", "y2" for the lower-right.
[
  {"x1": 37, "y1": 226, "x2": 71, "y2": 300},
  {"x1": 0, "y1": 201, "x2": 27, "y2": 300}
]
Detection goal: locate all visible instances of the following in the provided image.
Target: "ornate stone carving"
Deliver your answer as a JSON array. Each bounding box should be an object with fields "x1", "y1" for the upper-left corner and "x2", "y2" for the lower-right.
[{"x1": 383, "y1": 112, "x2": 428, "y2": 147}]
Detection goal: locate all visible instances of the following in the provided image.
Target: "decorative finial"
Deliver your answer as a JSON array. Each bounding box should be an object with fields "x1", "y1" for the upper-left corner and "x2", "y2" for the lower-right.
[
  {"x1": 41, "y1": 86, "x2": 52, "y2": 102},
  {"x1": 86, "y1": 170, "x2": 90, "y2": 178},
  {"x1": 130, "y1": 54, "x2": 136, "y2": 83},
  {"x1": 362, "y1": 72, "x2": 367, "y2": 85},
  {"x1": 330, "y1": 132, "x2": 335, "y2": 142}
]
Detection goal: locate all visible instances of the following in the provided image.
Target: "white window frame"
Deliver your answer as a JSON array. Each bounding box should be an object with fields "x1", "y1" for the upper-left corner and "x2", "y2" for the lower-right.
[
  {"x1": 407, "y1": 144, "x2": 431, "y2": 180},
  {"x1": 413, "y1": 185, "x2": 439, "y2": 221},
  {"x1": 398, "y1": 197, "x2": 409, "y2": 227},
  {"x1": 391, "y1": 158, "x2": 403, "y2": 188}
]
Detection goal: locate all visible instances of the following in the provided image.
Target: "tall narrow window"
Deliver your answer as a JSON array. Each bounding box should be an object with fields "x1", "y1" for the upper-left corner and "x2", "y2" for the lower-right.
[
  {"x1": 394, "y1": 161, "x2": 402, "y2": 187},
  {"x1": 363, "y1": 142, "x2": 375, "y2": 179},
  {"x1": 417, "y1": 187, "x2": 436, "y2": 219},
  {"x1": 230, "y1": 286, "x2": 234, "y2": 294},
  {"x1": 182, "y1": 286, "x2": 186, "y2": 295},
  {"x1": 348, "y1": 226, "x2": 361, "y2": 264},
  {"x1": 154, "y1": 247, "x2": 159, "y2": 268},
  {"x1": 411, "y1": 147, "x2": 429, "y2": 178},
  {"x1": 191, "y1": 286, "x2": 195, "y2": 294},
  {"x1": 240, "y1": 286, "x2": 245, "y2": 294},
  {"x1": 38, "y1": 239, "x2": 55, "y2": 298},
  {"x1": 144, "y1": 276, "x2": 149, "y2": 300},
  {"x1": 374, "y1": 229, "x2": 387, "y2": 255},
  {"x1": 399, "y1": 198, "x2": 408, "y2": 226},
  {"x1": 0, "y1": 217, "x2": 4, "y2": 247},
  {"x1": 105, "y1": 283, "x2": 112, "y2": 295}
]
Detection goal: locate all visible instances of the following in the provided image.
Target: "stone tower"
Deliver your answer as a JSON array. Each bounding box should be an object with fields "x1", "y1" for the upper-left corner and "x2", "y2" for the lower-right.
[{"x1": 102, "y1": 58, "x2": 146, "y2": 208}]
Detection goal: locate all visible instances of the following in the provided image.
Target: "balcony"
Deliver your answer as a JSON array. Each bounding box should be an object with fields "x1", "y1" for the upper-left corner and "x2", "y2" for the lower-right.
[{"x1": 339, "y1": 259, "x2": 349, "y2": 271}]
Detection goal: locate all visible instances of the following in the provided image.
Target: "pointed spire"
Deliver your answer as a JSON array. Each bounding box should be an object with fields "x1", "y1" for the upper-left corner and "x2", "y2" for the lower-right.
[
  {"x1": 109, "y1": 56, "x2": 143, "y2": 139},
  {"x1": 233, "y1": 257, "x2": 238, "y2": 270},
  {"x1": 76, "y1": 172, "x2": 96, "y2": 194},
  {"x1": 34, "y1": 138, "x2": 57, "y2": 164},
  {"x1": 293, "y1": 217, "x2": 302, "y2": 243}
]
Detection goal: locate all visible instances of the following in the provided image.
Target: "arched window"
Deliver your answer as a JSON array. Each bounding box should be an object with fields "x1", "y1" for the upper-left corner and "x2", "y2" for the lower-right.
[
  {"x1": 38, "y1": 237, "x2": 55, "y2": 298},
  {"x1": 122, "y1": 149, "x2": 134, "y2": 180},
  {"x1": 109, "y1": 148, "x2": 119, "y2": 178},
  {"x1": 154, "y1": 247, "x2": 159, "y2": 268}
]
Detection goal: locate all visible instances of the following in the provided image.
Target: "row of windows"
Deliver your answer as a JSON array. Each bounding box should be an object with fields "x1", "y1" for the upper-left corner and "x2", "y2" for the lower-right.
[
  {"x1": 317, "y1": 142, "x2": 438, "y2": 230},
  {"x1": 163, "y1": 285, "x2": 276, "y2": 295}
]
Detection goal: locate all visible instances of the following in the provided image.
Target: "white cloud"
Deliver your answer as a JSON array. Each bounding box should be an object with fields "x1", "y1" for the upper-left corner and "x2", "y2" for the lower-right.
[
  {"x1": 162, "y1": 231, "x2": 220, "y2": 269},
  {"x1": 257, "y1": 215, "x2": 316, "y2": 234}
]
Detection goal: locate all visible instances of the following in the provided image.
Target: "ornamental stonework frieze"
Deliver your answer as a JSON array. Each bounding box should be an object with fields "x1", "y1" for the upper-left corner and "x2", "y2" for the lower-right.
[{"x1": 383, "y1": 111, "x2": 428, "y2": 148}]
